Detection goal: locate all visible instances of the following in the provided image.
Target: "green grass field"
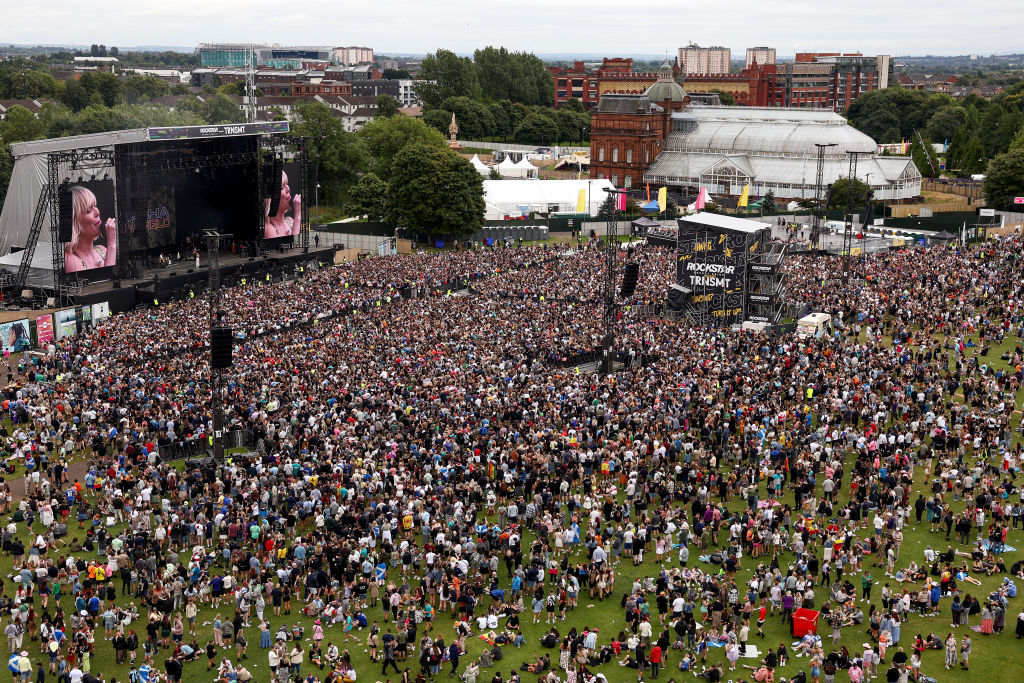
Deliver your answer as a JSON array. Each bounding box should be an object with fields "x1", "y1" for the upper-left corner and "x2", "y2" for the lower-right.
[{"x1": 2, "y1": 325, "x2": 1023, "y2": 683}]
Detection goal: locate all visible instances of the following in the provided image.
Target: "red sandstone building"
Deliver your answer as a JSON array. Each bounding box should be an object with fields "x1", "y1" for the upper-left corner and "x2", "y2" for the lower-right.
[{"x1": 589, "y1": 64, "x2": 688, "y2": 188}]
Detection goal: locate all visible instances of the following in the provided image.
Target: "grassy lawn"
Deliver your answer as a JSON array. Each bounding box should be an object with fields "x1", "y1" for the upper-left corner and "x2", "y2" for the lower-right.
[{"x1": 2, "y1": 326, "x2": 1022, "y2": 683}]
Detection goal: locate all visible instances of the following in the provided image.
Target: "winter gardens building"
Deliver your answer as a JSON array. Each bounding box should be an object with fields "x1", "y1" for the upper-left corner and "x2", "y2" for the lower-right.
[{"x1": 590, "y1": 65, "x2": 921, "y2": 202}]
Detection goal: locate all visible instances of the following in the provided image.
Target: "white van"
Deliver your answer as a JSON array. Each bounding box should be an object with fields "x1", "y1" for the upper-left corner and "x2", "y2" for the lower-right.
[{"x1": 796, "y1": 312, "x2": 832, "y2": 340}]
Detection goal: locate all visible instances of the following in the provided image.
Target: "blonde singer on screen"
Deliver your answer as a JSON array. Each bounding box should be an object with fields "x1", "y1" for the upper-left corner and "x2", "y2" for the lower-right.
[
  {"x1": 264, "y1": 170, "x2": 301, "y2": 238},
  {"x1": 65, "y1": 186, "x2": 117, "y2": 272}
]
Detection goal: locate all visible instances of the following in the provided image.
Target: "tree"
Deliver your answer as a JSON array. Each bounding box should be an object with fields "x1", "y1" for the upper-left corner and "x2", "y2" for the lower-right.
[
  {"x1": 77, "y1": 72, "x2": 122, "y2": 107},
  {"x1": 382, "y1": 68, "x2": 412, "y2": 80},
  {"x1": 709, "y1": 89, "x2": 736, "y2": 106},
  {"x1": 201, "y1": 93, "x2": 244, "y2": 124},
  {"x1": 955, "y1": 134, "x2": 987, "y2": 175},
  {"x1": 413, "y1": 49, "x2": 481, "y2": 110},
  {"x1": 0, "y1": 145, "x2": 13, "y2": 216},
  {"x1": 909, "y1": 134, "x2": 939, "y2": 177},
  {"x1": 472, "y1": 47, "x2": 553, "y2": 106},
  {"x1": 982, "y1": 149, "x2": 1024, "y2": 210},
  {"x1": 1010, "y1": 123, "x2": 1024, "y2": 152},
  {"x1": 826, "y1": 178, "x2": 869, "y2": 210},
  {"x1": 439, "y1": 96, "x2": 495, "y2": 140},
  {"x1": 109, "y1": 47, "x2": 119, "y2": 57},
  {"x1": 513, "y1": 110, "x2": 558, "y2": 145},
  {"x1": 596, "y1": 195, "x2": 615, "y2": 218},
  {"x1": 90, "y1": 44, "x2": 100, "y2": 57},
  {"x1": 0, "y1": 104, "x2": 45, "y2": 143},
  {"x1": 761, "y1": 190, "x2": 777, "y2": 214},
  {"x1": 562, "y1": 98, "x2": 585, "y2": 113},
  {"x1": 385, "y1": 144, "x2": 484, "y2": 237},
  {"x1": 357, "y1": 114, "x2": 445, "y2": 181},
  {"x1": 926, "y1": 104, "x2": 967, "y2": 143},
  {"x1": 488, "y1": 167, "x2": 501, "y2": 180},
  {"x1": 124, "y1": 74, "x2": 172, "y2": 103},
  {"x1": 348, "y1": 173, "x2": 388, "y2": 221},
  {"x1": 374, "y1": 94, "x2": 401, "y2": 119},
  {"x1": 291, "y1": 101, "x2": 366, "y2": 204},
  {"x1": 216, "y1": 82, "x2": 263, "y2": 98},
  {"x1": 422, "y1": 109, "x2": 451, "y2": 137}
]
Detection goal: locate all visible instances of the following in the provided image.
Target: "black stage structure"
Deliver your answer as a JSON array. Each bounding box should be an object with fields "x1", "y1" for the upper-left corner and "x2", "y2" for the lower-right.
[
  {"x1": 2, "y1": 122, "x2": 328, "y2": 312},
  {"x1": 666, "y1": 212, "x2": 787, "y2": 326}
]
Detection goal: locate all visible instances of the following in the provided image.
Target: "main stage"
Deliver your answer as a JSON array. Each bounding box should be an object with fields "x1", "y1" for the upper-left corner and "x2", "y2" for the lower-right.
[{"x1": 73, "y1": 243, "x2": 337, "y2": 313}]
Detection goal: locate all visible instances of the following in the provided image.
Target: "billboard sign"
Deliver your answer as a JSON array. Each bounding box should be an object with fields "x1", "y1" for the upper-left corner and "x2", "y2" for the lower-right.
[
  {"x1": 146, "y1": 121, "x2": 289, "y2": 141},
  {"x1": 55, "y1": 308, "x2": 77, "y2": 340},
  {"x1": 35, "y1": 315, "x2": 54, "y2": 347},
  {"x1": 0, "y1": 319, "x2": 31, "y2": 353}
]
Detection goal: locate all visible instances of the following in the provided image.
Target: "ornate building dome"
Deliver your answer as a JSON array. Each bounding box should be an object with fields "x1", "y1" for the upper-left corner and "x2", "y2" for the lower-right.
[{"x1": 644, "y1": 62, "x2": 687, "y2": 103}]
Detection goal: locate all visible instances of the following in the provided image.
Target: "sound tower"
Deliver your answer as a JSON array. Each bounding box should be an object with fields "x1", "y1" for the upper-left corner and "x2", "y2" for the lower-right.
[
  {"x1": 58, "y1": 184, "x2": 73, "y2": 243},
  {"x1": 211, "y1": 326, "x2": 233, "y2": 369},
  {"x1": 267, "y1": 157, "x2": 283, "y2": 216},
  {"x1": 620, "y1": 262, "x2": 640, "y2": 297}
]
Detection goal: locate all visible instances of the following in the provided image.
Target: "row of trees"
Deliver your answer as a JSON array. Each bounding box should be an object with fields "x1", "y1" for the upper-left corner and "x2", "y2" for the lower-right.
[
  {"x1": 420, "y1": 96, "x2": 590, "y2": 145},
  {"x1": 414, "y1": 48, "x2": 554, "y2": 109},
  {"x1": 414, "y1": 48, "x2": 586, "y2": 147},
  {"x1": 0, "y1": 60, "x2": 190, "y2": 111},
  {"x1": 846, "y1": 84, "x2": 1024, "y2": 176},
  {"x1": 297, "y1": 105, "x2": 485, "y2": 236}
]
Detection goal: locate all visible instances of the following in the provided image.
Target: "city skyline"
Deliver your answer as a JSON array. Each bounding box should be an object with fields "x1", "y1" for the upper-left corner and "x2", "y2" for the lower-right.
[{"x1": 3, "y1": 0, "x2": 1022, "y2": 58}]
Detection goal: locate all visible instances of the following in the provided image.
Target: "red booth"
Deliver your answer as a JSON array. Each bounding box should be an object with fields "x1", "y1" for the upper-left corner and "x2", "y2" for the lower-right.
[{"x1": 791, "y1": 608, "x2": 820, "y2": 637}]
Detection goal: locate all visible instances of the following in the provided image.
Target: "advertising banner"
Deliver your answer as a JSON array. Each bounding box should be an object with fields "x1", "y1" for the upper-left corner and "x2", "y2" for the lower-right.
[
  {"x1": 35, "y1": 315, "x2": 54, "y2": 347},
  {"x1": 55, "y1": 308, "x2": 77, "y2": 340},
  {"x1": 0, "y1": 319, "x2": 31, "y2": 353},
  {"x1": 92, "y1": 301, "x2": 111, "y2": 321}
]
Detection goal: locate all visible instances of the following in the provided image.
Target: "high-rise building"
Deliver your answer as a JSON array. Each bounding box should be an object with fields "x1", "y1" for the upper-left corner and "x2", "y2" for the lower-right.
[
  {"x1": 333, "y1": 46, "x2": 375, "y2": 66},
  {"x1": 745, "y1": 47, "x2": 776, "y2": 68},
  {"x1": 677, "y1": 43, "x2": 731, "y2": 77}
]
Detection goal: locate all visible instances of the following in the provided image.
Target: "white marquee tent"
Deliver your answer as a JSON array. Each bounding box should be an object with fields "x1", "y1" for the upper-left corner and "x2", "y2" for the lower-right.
[{"x1": 482, "y1": 179, "x2": 615, "y2": 219}]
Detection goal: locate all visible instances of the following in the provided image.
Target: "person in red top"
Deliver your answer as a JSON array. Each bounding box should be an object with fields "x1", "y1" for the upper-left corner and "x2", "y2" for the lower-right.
[
  {"x1": 757, "y1": 600, "x2": 768, "y2": 638},
  {"x1": 649, "y1": 644, "x2": 662, "y2": 678}
]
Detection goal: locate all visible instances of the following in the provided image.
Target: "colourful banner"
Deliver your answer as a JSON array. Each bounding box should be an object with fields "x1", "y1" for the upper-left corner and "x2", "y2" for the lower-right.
[
  {"x1": 576, "y1": 188, "x2": 586, "y2": 213},
  {"x1": 738, "y1": 184, "x2": 750, "y2": 208},
  {"x1": 35, "y1": 315, "x2": 54, "y2": 347},
  {"x1": 658, "y1": 186, "x2": 667, "y2": 214}
]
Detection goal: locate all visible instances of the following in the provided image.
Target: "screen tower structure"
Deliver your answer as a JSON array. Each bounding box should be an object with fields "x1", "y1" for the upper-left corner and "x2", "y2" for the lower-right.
[{"x1": 244, "y1": 44, "x2": 258, "y2": 123}]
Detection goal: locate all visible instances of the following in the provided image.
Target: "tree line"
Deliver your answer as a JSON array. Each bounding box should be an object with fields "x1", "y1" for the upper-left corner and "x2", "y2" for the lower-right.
[
  {"x1": 414, "y1": 48, "x2": 590, "y2": 147},
  {"x1": 845, "y1": 83, "x2": 1024, "y2": 209},
  {"x1": 846, "y1": 83, "x2": 1024, "y2": 177}
]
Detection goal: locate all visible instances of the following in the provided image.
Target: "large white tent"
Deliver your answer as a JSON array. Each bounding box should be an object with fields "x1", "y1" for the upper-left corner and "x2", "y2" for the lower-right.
[{"x1": 482, "y1": 179, "x2": 615, "y2": 219}]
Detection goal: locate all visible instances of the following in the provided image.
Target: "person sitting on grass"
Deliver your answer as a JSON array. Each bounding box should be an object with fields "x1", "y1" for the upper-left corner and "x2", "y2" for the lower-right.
[{"x1": 520, "y1": 654, "x2": 549, "y2": 673}]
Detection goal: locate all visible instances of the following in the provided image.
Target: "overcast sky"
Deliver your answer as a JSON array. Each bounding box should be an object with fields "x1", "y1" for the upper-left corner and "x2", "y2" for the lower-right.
[{"x1": 4, "y1": 0, "x2": 1021, "y2": 57}]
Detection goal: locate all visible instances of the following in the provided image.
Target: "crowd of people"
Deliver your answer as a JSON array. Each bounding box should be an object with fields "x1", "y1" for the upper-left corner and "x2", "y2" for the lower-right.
[{"x1": 0, "y1": 231, "x2": 1023, "y2": 683}]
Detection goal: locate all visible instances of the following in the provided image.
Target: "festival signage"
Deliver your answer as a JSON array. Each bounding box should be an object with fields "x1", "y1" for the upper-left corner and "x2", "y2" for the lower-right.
[
  {"x1": 146, "y1": 121, "x2": 289, "y2": 141},
  {"x1": 35, "y1": 314, "x2": 54, "y2": 346},
  {"x1": 0, "y1": 319, "x2": 31, "y2": 353}
]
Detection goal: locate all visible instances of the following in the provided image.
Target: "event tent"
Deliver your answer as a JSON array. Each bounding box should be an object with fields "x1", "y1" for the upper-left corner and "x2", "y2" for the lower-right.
[
  {"x1": 513, "y1": 157, "x2": 537, "y2": 179},
  {"x1": 469, "y1": 154, "x2": 490, "y2": 176},
  {"x1": 482, "y1": 179, "x2": 615, "y2": 219}
]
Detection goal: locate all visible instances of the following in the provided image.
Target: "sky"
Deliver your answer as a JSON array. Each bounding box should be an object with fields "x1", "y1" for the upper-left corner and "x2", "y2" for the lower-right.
[{"x1": 3, "y1": 0, "x2": 1023, "y2": 57}]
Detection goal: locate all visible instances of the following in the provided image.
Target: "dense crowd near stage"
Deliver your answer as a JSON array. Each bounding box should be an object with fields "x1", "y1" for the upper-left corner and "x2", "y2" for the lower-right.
[{"x1": 2, "y1": 232, "x2": 1024, "y2": 683}]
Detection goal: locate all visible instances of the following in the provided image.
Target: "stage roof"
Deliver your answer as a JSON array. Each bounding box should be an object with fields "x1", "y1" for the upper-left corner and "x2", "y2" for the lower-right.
[{"x1": 678, "y1": 212, "x2": 771, "y2": 235}]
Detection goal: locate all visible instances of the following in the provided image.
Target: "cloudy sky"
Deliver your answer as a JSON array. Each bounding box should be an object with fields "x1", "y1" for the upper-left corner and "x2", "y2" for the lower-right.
[{"x1": 4, "y1": 0, "x2": 1021, "y2": 56}]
